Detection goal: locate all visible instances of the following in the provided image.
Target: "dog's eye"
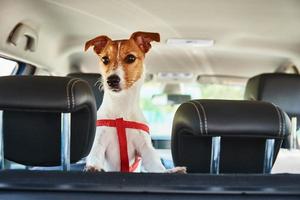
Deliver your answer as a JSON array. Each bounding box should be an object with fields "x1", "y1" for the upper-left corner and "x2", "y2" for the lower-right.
[
  {"x1": 102, "y1": 56, "x2": 110, "y2": 65},
  {"x1": 125, "y1": 54, "x2": 136, "y2": 64}
]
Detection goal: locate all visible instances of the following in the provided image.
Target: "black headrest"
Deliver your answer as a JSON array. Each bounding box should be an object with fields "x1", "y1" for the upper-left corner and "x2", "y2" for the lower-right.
[
  {"x1": 245, "y1": 73, "x2": 300, "y2": 122},
  {"x1": 171, "y1": 99, "x2": 291, "y2": 173},
  {"x1": 68, "y1": 73, "x2": 103, "y2": 110},
  {"x1": 172, "y1": 99, "x2": 290, "y2": 138},
  {"x1": 0, "y1": 76, "x2": 97, "y2": 166}
]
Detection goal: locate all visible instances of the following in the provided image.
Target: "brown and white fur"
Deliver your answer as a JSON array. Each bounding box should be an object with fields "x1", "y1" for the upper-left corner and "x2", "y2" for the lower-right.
[{"x1": 84, "y1": 31, "x2": 186, "y2": 173}]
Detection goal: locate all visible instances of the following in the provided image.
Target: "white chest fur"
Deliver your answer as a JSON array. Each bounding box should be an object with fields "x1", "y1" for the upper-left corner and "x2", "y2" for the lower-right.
[{"x1": 86, "y1": 78, "x2": 166, "y2": 172}]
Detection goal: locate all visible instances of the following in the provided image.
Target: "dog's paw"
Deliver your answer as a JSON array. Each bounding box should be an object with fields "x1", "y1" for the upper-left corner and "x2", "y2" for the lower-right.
[
  {"x1": 166, "y1": 166, "x2": 187, "y2": 174},
  {"x1": 84, "y1": 166, "x2": 104, "y2": 173}
]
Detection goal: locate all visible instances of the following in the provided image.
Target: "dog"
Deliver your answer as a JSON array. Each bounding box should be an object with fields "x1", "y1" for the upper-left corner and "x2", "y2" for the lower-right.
[{"x1": 84, "y1": 31, "x2": 186, "y2": 173}]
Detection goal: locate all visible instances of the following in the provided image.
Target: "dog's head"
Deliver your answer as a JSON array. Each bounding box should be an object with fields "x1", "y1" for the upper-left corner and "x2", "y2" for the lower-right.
[{"x1": 85, "y1": 31, "x2": 160, "y2": 93}]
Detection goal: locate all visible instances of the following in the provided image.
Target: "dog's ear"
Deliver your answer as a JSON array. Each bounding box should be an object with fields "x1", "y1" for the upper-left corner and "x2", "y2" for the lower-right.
[
  {"x1": 130, "y1": 31, "x2": 160, "y2": 53},
  {"x1": 85, "y1": 35, "x2": 111, "y2": 54}
]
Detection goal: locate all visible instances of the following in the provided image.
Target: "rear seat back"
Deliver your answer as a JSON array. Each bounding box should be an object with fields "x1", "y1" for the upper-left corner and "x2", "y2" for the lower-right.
[
  {"x1": 0, "y1": 76, "x2": 96, "y2": 168},
  {"x1": 245, "y1": 73, "x2": 300, "y2": 128},
  {"x1": 245, "y1": 73, "x2": 300, "y2": 148},
  {"x1": 171, "y1": 100, "x2": 290, "y2": 173}
]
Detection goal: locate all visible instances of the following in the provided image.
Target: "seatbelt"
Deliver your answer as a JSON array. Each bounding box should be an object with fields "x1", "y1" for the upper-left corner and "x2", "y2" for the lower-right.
[{"x1": 96, "y1": 118, "x2": 149, "y2": 172}]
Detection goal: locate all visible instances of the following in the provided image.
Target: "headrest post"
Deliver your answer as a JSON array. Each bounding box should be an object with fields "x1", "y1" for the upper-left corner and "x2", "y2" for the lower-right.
[
  {"x1": 290, "y1": 117, "x2": 297, "y2": 149},
  {"x1": 263, "y1": 139, "x2": 275, "y2": 174},
  {"x1": 0, "y1": 111, "x2": 4, "y2": 170},
  {"x1": 61, "y1": 113, "x2": 71, "y2": 171},
  {"x1": 210, "y1": 136, "x2": 221, "y2": 174}
]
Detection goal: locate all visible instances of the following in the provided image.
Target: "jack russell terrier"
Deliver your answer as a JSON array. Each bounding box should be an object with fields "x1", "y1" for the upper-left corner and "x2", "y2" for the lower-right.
[{"x1": 84, "y1": 31, "x2": 186, "y2": 173}]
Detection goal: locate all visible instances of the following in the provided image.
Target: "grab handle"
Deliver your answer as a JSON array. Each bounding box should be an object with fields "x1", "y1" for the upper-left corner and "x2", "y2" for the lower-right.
[{"x1": 9, "y1": 23, "x2": 38, "y2": 52}]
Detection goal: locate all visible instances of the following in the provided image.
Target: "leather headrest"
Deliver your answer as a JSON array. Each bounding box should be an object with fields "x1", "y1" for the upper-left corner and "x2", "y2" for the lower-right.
[
  {"x1": 0, "y1": 76, "x2": 96, "y2": 112},
  {"x1": 0, "y1": 76, "x2": 97, "y2": 166},
  {"x1": 172, "y1": 99, "x2": 290, "y2": 138},
  {"x1": 68, "y1": 73, "x2": 103, "y2": 110},
  {"x1": 244, "y1": 73, "x2": 300, "y2": 122}
]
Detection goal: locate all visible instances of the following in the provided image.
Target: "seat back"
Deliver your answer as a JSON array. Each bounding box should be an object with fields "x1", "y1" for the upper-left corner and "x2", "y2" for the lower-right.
[
  {"x1": 0, "y1": 76, "x2": 96, "y2": 168},
  {"x1": 171, "y1": 100, "x2": 290, "y2": 173},
  {"x1": 245, "y1": 73, "x2": 300, "y2": 127},
  {"x1": 68, "y1": 73, "x2": 103, "y2": 110},
  {"x1": 245, "y1": 73, "x2": 300, "y2": 148}
]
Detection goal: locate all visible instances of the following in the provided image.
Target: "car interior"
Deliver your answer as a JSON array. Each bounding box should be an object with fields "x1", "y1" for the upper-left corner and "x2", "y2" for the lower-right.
[{"x1": 0, "y1": 0, "x2": 300, "y2": 199}]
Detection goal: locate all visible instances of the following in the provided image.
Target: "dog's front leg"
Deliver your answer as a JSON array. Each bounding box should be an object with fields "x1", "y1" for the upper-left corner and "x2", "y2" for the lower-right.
[
  {"x1": 136, "y1": 134, "x2": 166, "y2": 172},
  {"x1": 85, "y1": 132, "x2": 107, "y2": 172},
  {"x1": 136, "y1": 134, "x2": 186, "y2": 173},
  {"x1": 85, "y1": 145, "x2": 106, "y2": 172}
]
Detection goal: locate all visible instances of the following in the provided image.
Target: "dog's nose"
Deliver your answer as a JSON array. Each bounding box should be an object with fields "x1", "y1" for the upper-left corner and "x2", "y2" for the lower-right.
[{"x1": 107, "y1": 75, "x2": 120, "y2": 88}]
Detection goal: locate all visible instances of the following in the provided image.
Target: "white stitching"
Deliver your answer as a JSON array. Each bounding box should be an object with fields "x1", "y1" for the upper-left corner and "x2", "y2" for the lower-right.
[
  {"x1": 70, "y1": 79, "x2": 81, "y2": 109},
  {"x1": 187, "y1": 102, "x2": 203, "y2": 135},
  {"x1": 279, "y1": 107, "x2": 286, "y2": 136},
  {"x1": 194, "y1": 101, "x2": 208, "y2": 135},
  {"x1": 66, "y1": 79, "x2": 74, "y2": 110},
  {"x1": 278, "y1": 106, "x2": 283, "y2": 136},
  {"x1": 272, "y1": 103, "x2": 282, "y2": 136}
]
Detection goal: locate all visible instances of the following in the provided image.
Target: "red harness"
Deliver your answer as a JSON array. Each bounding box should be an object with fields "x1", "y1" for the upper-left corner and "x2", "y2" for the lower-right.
[{"x1": 96, "y1": 118, "x2": 149, "y2": 172}]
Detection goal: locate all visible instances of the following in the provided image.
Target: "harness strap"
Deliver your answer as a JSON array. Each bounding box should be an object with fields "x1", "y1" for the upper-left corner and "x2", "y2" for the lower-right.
[{"x1": 96, "y1": 118, "x2": 149, "y2": 172}]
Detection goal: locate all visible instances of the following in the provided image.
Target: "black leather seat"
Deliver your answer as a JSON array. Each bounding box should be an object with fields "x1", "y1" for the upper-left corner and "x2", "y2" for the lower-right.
[
  {"x1": 68, "y1": 73, "x2": 103, "y2": 110},
  {"x1": 0, "y1": 76, "x2": 96, "y2": 167},
  {"x1": 244, "y1": 73, "x2": 300, "y2": 148},
  {"x1": 245, "y1": 73, "x2": 300, "y2": 125},
  {"x1": 171, "y1": 100, "x2": 290, "y2": 173}
]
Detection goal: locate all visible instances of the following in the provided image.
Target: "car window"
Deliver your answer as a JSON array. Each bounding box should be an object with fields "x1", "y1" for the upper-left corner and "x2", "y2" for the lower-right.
[
  {"x1": 141, "y1": 82, "x2": 244, "y2": 140},
  {"x1": 0, "y1": 57, "x2": 18, "y2": 76}
]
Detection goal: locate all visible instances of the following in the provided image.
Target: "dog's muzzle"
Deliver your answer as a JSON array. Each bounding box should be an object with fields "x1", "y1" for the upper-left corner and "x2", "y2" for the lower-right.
[{"x1": 107, "y1": 75, "x2": 121, "y2": 92}]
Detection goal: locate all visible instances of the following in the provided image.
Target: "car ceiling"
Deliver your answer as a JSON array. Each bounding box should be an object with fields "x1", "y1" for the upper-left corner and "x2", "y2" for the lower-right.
[{"x1": 0, "y1": 0, "x2": 299, "y2": 80}]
